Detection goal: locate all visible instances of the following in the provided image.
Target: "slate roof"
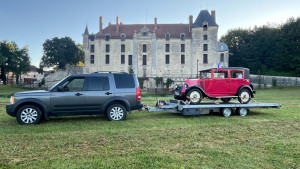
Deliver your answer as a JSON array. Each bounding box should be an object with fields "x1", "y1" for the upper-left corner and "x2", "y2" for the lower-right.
[
  {"x1": 218, "y1": 42, "x2": 229, "y2": 51},
  {"x1": 84, "y1": 25, "x2": 89, "y2": 35},
  {"x1": 96, "y1": 24, "x2": 191, "y2": 39},
  {"x1": 192, "y1": 10, "x2": 217, "y2": 28}
]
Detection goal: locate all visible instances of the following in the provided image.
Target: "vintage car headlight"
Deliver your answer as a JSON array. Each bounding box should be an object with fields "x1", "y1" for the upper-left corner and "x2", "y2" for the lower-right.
[
  {"x1": 184, "y1": 84, "x2": 188, "y2": 88},
  {"x1": 10, "y1": 96, "x2": 14, "y2": 104}
]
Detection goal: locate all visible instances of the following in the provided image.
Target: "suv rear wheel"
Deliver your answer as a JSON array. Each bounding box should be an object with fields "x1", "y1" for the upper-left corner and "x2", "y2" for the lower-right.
[
  {"x1": 186, "y1": 89, "x2": 202, "y2": 105},
  {"x1": 16, "y1": 105, "x2": 42, "y2": 125},
  {"x1": 106, "y1": 104, "x2": 127, "y2": 121}
]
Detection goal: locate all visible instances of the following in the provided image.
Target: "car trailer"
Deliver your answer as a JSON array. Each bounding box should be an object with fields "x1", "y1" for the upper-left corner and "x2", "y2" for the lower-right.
[{"x1": 146, "y1": 99, "x2": 281, "y2": 117}]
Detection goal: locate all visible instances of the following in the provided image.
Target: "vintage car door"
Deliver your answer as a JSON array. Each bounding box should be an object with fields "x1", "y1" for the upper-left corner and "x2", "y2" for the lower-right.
[{"x1": 211, "y1": 70, "x2": 230, "y2": 96}]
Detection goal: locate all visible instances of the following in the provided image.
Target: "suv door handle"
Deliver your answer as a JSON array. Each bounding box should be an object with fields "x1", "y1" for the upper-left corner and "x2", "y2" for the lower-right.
[
  {"x1": 75, "y1": 93, "x2": 83, "y2": 96},
  {"x1": 105, "y1": 92, "x2": 112, "y2": 95}
]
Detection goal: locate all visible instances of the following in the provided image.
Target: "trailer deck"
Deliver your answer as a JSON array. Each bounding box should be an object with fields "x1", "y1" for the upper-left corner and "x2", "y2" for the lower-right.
[{"x1": 146, "y1": 99, "x2": 281, "y2": 117}]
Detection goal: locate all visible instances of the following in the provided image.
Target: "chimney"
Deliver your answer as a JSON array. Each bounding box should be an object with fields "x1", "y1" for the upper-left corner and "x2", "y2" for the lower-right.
[
  {"x1": 99, "y1": 16, "x2": 103, "y2": 33},
  {"x1": 211, "y1": 10, "x2": 216, "y2": 23},
  {"x1": 154, "y1": 17, "x2": 157, "y2": 29},
  {"x1": 116, "y1": 16, "x2": 119, "y2": 32},
  {"x1": 189, "y1": 15, "x2": 193, "y2": 31}
]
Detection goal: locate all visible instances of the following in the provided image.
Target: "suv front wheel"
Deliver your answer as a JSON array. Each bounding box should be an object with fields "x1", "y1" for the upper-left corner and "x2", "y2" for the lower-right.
[
  {"x1": 16, "y1": 105, "x2": 42, "y2": 125},
  {"x1": 106, "y1": 104, "x2": 127, "y2": 121}
]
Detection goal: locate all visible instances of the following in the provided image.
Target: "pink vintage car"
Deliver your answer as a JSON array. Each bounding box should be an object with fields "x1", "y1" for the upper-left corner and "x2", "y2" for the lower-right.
[{"x1": 174, "y1": 67, "x2": 255, "y2": 104}]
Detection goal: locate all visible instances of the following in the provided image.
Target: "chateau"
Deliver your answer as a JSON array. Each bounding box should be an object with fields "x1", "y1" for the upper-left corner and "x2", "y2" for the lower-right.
[{"x1": 83, "y1": 10, "x2": 229, "y2": 77}]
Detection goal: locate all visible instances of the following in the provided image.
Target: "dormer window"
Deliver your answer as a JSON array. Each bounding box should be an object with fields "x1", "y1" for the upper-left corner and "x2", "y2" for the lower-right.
[
  {"x1": 142, "y1": 32, "x2": 147, "y2": 36},
  {"x1": 89, "y1": 35, "x2": 95, "y2": 41},
  {"x1": 105, "y1": 34, "x2": 111, "y2": 41},
  {"x1": 141, "y1": 26, "x2": 149, "y2": 37},
  {"x1": 203, "y1": 25, "x2": 208, "y2": 31},
  {"x1": 120, "y1": 34, "x2": 126, "y2": 41},
  {"x1": 180, "y1": 33, "x2": 186, "y2": 40},
  {"x1": 165, "y1": 33, "x2": 170, "y2": 40}
]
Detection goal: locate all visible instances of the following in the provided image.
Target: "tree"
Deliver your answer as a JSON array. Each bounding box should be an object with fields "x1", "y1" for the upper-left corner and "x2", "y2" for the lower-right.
[
  {"x1": 14, "y1": 47, "x2": 31, "y2": 84},
  {"x1": 40, "y1": 37, "x2": 84, "y2": 70}
]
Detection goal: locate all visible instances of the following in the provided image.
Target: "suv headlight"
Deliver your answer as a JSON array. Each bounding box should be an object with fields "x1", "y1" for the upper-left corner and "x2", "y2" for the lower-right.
[{"x1": 10, "y1": 96, "x2": 15, "y2": 104}]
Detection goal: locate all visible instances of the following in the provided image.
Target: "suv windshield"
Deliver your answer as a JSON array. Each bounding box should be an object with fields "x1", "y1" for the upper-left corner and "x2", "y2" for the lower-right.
[{"x1": 200, "y1": 71, "x2": 211, "y2": 79}]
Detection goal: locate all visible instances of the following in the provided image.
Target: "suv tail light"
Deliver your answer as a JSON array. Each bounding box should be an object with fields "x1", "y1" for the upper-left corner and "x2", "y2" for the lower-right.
[{"x1": 136, "y1": 88, "x2": 141, "y2": 100}]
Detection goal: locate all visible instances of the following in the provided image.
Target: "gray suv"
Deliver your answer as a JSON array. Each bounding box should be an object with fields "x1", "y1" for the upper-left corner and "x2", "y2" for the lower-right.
[{"x1": 6, "y1": 72, "x2": 143, "y2": 125}]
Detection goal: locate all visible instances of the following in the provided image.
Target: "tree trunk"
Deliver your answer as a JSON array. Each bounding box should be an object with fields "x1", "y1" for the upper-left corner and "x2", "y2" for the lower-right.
[
  {"x1": 16, "y1": 74, "x2": 19, "y2": 85},
  {"x1": 1, "y1": 65, "x2": 7, "y2": 85}
]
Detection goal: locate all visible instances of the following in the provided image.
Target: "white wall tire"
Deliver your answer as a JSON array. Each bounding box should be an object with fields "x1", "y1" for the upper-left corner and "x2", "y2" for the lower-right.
[
  {"x1": 186, "y1": 89, "x2": 202, "y2": 105},
  {"x1": 238, "y1": 89, "x2": 251, "y2": 104}
]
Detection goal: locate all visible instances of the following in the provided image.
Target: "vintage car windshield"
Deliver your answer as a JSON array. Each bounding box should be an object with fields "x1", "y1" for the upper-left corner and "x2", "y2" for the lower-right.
[{"x1": 200, "y1": 71, "x2": 211, "y2": 79}]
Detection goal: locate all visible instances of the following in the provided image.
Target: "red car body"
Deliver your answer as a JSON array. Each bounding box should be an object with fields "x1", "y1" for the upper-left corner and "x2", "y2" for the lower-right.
[{"x1": 174, "y1": 67, "x2": 255, "y2": 104}]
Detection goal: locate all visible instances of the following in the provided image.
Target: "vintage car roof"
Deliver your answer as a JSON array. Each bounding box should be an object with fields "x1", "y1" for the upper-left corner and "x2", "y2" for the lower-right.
[{"x1": 200, "y1": 67, "x2": 249, "y2": 71}]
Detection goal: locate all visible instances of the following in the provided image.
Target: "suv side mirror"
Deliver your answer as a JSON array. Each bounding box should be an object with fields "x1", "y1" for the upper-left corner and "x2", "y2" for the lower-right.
[{"x1": 57, "y1": 86, "x2": 64, "y2": 92}]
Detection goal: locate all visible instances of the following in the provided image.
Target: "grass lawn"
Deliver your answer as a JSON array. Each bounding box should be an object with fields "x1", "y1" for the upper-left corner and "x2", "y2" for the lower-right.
[{"x1": 0, "y1": 86, "x2": 299, "y2": 168}]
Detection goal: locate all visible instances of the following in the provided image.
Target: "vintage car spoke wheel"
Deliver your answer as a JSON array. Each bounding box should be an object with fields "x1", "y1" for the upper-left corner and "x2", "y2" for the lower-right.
[
  {"x1": 187, "y1": 89, "x2": 202, "y2": 105},
  {"x1": 107, "y1": 104, "x2": 126, "y2": 121},
  {"x1": 221, "y1": 98, "x2": 231, "y2": 103},
  {"x1": 238, "y1": 89, "x2": 251, "y2": 104},
  {"x1": 16, "y1": 105, "x2": 42, "y2": 125},
  {"x1": 237, "y1": 108, "x2": 248, "y2": 116},
  {"x1": 222, "y1": 108, "x2": 233, "y2": 117}
]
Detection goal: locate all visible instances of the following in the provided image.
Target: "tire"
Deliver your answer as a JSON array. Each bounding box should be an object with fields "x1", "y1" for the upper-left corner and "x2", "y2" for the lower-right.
[
  {"x1": 16, "y1": 105, "x2": 42, "y2": 125},
  {"x1": 106, "y1": 104, "x2": 127, "y2": 121},
  {"x1": 186, "y1": 89, "x2": 202, "y2": 105},
  {"x1": 237, "y1": 108, "x2": 248, "y2": 116},
  {"x1": 221, "y1": 108, "x2": 233, "y2": 117},
  {"x1": 238, "y1": 89, "x2": 251, "y2": 104},
  {"x1": 221, "y1": 98, "x2": 231, "y2": 103}
]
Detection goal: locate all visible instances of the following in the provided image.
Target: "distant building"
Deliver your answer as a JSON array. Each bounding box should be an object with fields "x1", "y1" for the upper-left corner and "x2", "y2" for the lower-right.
[
  {"x1": 83, "y1": 10, "x2": 229, "y2": 77},
  {"x1": 22, "y1": 65, "x2": 44, "y2": 83}
]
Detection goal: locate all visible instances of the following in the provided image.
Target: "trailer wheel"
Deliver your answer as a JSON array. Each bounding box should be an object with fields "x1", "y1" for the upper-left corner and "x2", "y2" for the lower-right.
[
  {"x1": 237, "y1": 107, "x2": 248, "y2": 116},
  {"x1": 221, "y1": 108, "x2": 233, "y2": 117}
]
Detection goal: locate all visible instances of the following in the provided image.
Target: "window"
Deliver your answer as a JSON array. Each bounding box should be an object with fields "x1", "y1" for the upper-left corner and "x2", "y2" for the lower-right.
[
  {"x1": 200, "y1": 70, "x2": 211, "y2": 79},
  {"x1": 143, "y1": 55, "x2": 147, "y2": 65},
  {"x1": 181, "y1": 55, "x2": 185, "y2": 64},
  {"x1": 230, "y1": 71, "x2": 243, "y2": 78},
  {"x1": 128, "y1": 55, "x2": 132, "y2": 65},
  {"x1": 214, "y1": 71, "x2": 228, "y2": 78},
  {"x1": 203, "y1": 25, "x2": 208, "y2": 31},
  {"x1": 165, "y1": 33, "x2": 170, "y2": 40},
  {"x1": 220, "y1": 53, "x2": 224, "y2": 62},
  {"x1": 120, "y1": 34, "x2": 126, "y2": 41},
  {"x1": 87, "y1": 77, "x2": 109, "y2": 91},
  {"x1": 143, "y1": 32, "x2": 147, "y2": 36},
  {"x1": 113, "y1": 74, "x2": 135, "y2": 88},
  {"x1": 90, "y1": 55, "x2": 94, "y2": 64},
  {"x1": 180, "y1": 33, "x2": 185, "y2": 40},
  {"x1": 105, "y1": 34, "x2": 111, "y2": 41},
  {"x1": 203, "y1": 44, "x2": 208, "y2": 51},
  {"x1": 90, "y1": 35, "x2": 95, "y2": 41},
  {"x1": 165, "y1": 44, "x2": 170, "y2": 52},
  {"x1": 106, "y1": 44, "x2": 110, "y2": 52},
  {"x1": 121, "y1": 55, "x2": 125, "y2": 64},
  {"x1": 90, "y1": 45, "x2": 94, "y2": 52},
  {"x1": 64, "y1": 78, "x2": 85, "y2": 91},
  {"x1": 204, "y1": 35, "x2": 207, "y2": 40},
  {"x1": 121, "y1": 44, "x2": 125, "y2": 52},
  {"x1": 105, "y1": 55, "x2": 109, "y2": 64},
  {"x1": 165, "y1": 55, "x2": 170, "y2": 64},
  {"x1": 143, "y1": 44, "x2": 147, "y2": 52},
  {"x1": 181, "y1": 44, "x2": 185, "y2": 52},
  {"x1": 203, "y1": 54, "x2": 208, "y2": 64}
]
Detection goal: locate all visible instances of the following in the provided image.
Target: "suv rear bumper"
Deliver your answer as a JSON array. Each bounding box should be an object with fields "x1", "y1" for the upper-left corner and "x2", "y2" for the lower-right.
[
  {"x1": 6, "y1": 104, "x2": 15, "y2": 117},
  {"x1": 131, "y1": 101, "x2": 143, "y2": 110}
]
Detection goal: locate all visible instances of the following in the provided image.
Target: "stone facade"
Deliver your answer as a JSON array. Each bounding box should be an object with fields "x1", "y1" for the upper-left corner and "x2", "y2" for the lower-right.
[{"x1": 83, "y1": 10, "x2": 229, "y2": 77}]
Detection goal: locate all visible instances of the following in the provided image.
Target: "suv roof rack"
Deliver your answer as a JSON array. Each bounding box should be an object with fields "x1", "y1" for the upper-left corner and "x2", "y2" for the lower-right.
[{"x1": 92, "y1": 71, "x2": 128, "y2": 74}]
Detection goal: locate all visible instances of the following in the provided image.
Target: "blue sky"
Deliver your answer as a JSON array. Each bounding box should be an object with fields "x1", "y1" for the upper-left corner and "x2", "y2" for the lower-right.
[{"x1": 1, "y1": 0, "x2": 299, "y2": 67}]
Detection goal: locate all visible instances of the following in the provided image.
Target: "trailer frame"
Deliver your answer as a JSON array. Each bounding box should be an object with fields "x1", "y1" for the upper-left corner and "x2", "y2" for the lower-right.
[{"x1": 146, "y1": 99, "x2": 281, "y2": 117}]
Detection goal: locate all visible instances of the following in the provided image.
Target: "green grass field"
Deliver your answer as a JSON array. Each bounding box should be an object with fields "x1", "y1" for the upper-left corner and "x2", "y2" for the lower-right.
[{"x1": 0, "y1": 86, "x2": 299, "y2": 168}]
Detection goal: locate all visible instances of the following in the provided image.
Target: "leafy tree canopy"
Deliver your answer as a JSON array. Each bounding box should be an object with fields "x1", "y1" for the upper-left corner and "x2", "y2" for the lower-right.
[{"x1": 40, "y1": 37, "x2": 84, "y2": 70}]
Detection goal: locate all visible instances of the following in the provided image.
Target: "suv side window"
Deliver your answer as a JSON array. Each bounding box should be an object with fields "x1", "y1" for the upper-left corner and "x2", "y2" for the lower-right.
[
  {"x1": 213, "y1": 71, "x2": 228, "y2": 78},
  {"x1": 113, "y1": 74, "x2": 135, "y2": 88},
  {"x1": 63, "y1": 78, "x2": 85, "y2": 91},
  {"x1": 87, "y1": 77, "x2": 110, "y2": 91},
  {"x1": 230, "y1": 71, "x2": 243, "y2": 78}
]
